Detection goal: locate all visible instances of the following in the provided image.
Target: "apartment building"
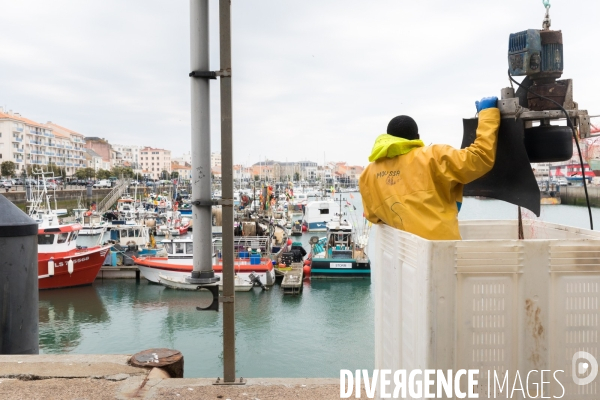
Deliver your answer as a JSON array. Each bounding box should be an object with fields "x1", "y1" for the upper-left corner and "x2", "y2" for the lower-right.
[
  {"x1": 0, "y1": 108, "x2": 85, "y2": 176},
  {"x1": 233, "y1": 164, "x2": 252, "y2": 182},
  {"x1": 211, "y1": 152, "x2": 221, "y2": 168},
  {"x1": 84, "y1": 148, "x2": 110, "y2": 171},
  {"x1": 112, "y1": 144, "x2": 143, "y2": 173},
  {"x1": 140, "y1": 147, "x2": 172, "y2": 180},
  {"x1": 172, "y1": 151, "x2": 191, "y2": 166},
  {"x1": 83, "y1": 137, "x2": 111, "y2": 166},
  {"x1": 45, "y1": 122, "x2": 87, "y2": 176},
  {"x1": 171, "y1": 161, "x2": 192, "y2": 181}
]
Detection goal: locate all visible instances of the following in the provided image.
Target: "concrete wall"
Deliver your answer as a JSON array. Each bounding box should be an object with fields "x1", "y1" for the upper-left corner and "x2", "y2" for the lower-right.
[{"x1": 560, "y1": 185, "x2": 600, "y2": 207}]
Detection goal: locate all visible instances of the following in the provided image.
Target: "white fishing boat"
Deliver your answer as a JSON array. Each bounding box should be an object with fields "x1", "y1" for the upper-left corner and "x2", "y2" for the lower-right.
[
  {"x1": 73, "y1": 208, "x2": 108, "y2": 236},
  {"x1": 301, "y1": 199, "x2": 342, "y2": 232},
  {"x1": 134, "y1": 236, "x2": 277, "y2": 286},
  {"x1": 158, "y1": 273, "x2": 254, "y2": 292}
]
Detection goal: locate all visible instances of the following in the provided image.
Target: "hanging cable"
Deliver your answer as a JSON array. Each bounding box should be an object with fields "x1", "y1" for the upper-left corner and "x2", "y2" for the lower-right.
[{"x1": 508, "y1": 70, "x2": 593, "y2": 230}]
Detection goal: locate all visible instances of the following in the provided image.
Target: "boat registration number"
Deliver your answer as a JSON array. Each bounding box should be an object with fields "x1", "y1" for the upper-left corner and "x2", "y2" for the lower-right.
[{"x1": 330, "y1": 262, "x2": 352, "y2": 269}]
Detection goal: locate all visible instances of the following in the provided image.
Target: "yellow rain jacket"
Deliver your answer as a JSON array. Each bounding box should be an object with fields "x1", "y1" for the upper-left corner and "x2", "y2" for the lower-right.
[{"x1": 359, "y1": 108, "x2": 500, "y2": 240}]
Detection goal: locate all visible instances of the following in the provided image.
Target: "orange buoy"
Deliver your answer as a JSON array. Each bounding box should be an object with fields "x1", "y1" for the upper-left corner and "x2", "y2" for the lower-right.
[{"x1": 303, "y1": 265, "x2": 311, "y2": 277}]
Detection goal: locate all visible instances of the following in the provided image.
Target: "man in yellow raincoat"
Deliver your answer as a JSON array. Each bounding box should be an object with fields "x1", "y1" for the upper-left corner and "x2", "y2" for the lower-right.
[{"x1": 359, "y1": 97, "x2": 500, "y2": 240}]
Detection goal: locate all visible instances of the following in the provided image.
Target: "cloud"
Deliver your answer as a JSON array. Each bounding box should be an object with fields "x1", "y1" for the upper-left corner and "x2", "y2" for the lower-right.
[{"x1": 0, "y1": 0, "x2": 598, "y2": 167}]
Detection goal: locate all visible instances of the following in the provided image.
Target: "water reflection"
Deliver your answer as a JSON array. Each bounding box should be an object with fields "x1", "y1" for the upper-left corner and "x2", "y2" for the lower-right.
[
  {"x1": 39, "y1": 285, "x2": 109, "y2": 353},
  {"x1": 39, "y1": 277, "x2": 374, "y2": 377}
]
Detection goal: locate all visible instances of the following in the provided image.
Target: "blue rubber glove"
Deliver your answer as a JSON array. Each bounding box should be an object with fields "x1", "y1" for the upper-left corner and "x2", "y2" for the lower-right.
[{"x1": 475, "y1": 96, "x2": 498, "y2": 113}]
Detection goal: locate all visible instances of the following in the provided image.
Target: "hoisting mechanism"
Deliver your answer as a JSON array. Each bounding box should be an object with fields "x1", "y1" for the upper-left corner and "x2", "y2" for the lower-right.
[{"x1": 462, "y1": 0, "x2": 591, "y2": 218}]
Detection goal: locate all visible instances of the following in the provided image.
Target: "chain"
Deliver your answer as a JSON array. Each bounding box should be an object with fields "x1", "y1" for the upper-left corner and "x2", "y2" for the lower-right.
[{"x1": 542, "y1": 0, "x2": 551, "y2": 30}]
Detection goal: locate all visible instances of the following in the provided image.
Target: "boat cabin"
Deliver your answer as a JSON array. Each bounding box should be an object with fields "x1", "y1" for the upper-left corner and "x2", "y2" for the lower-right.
[
  {"x1": 161, "y1": 238, "x2": 193, "y2": 259},
  {"x1": 38, "y1": 224, "x2": 81, "y2": 252},
  {"x1": 109, "y1": 223, "x2": 149, "y2": 248}
]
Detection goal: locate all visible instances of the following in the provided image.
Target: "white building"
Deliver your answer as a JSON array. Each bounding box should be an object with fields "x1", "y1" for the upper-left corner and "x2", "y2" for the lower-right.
[
  {"x1": 140, "y1": 146, "x2": 172, "y2": 180},
  {"x1": 172, "y1": 151, "x2": 191, "y2": 166},
  {"x1": 112, "y1": 144, "x2": 143, "y2": 173},
  {"x1": 171, "y1": 162, "x2": 192, "y2": 181},
  {"x1": 84, "y1": 148, "x2": 108, "y2": 171},
  {"x1": 0, "y1": 108, "x2": 85, "y2": 177},
  {"x1": 211, "y1": 152, "x2": 221, "y2": 168}
]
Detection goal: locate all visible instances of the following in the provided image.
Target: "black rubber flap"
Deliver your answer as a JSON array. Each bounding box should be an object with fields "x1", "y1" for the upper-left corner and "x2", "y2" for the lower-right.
[
  {"x1": 0, "y1": 195, "x2": 38, "y2": 237},
  {"x1": 461, "y1": 117, "x2": 541, "y2": 216}
]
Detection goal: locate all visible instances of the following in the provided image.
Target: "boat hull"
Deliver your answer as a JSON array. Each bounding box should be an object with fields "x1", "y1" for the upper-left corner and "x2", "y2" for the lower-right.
[
  {"x1": 38, "y1": 245, "x2": 112, "y2": 289},
  {"x1": 135, "y1": 257, "x2": 276, "y2": 286},
  {"x1": 158, "y1": 273, "x2": 253, "y2": 291},
  {"x1": 309, "y1": 258, "x2": 371, "y2": 278}
]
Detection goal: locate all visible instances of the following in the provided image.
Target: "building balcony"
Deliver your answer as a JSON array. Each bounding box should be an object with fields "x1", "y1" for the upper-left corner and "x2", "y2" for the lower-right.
[
  {"x1": 47, "y1": 143, "x2": 56, "y2": 147},
  {"x1": 55, "y1": 144, "x2": 64, "y2": 148},
  {"x1": 30, "y1": 140, "x2": 40, "y2": 145},
  {"x1": 65, "y1": 145, "x2": 73, "y2": 149},
  {"x1": 45, "y1": 152, "x2": 55, "y2": 156},
  {"x1": 66, "y1": 163, "x2": 73, "y2": 166},
  {"x1": 43, "y1": 133, "x2": 53, "y2": 137},
  {"x1": 14, "y1": 159, "x2": 23, "y2": 163},
  {"x1": 13, "y1": 137, "x2": 23, "y2": 142},
  {"x1": 56, "y1": 162, "x2": 64, "y2": 166},
  {"x1": 17, "y1": 149, "x2": 24, "y2": 153},
  {"x1": 30, "y1": 150, "x2": 43, "y2": 155},
  {"x1": 13, "y1": 126, "x2": 23, "y2": 132}
]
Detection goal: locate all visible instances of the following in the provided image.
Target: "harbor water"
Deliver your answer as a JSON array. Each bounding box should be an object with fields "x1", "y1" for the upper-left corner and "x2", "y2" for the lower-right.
[{"x1": 39, "y1": 197, "x2": 600, "y2": 377}]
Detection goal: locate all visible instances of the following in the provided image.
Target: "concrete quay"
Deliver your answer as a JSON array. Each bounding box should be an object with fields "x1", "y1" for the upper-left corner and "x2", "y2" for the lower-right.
[{"x1": 0, "y1": 355, "x2": 343, "y2": 399}]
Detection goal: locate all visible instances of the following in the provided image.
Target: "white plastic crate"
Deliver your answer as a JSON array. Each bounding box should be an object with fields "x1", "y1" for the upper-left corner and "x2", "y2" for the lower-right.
[{"x1": 373, "y1": 220, "x2": 600, "y2": 399}]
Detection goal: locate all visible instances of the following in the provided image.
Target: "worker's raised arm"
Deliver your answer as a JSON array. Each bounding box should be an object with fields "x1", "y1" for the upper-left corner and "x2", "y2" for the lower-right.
[{"x1": 432, "y1": 98, "x2": 500, "y2": 184}]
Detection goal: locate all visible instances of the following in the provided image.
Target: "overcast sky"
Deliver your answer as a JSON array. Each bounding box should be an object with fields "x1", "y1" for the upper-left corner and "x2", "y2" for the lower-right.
[{"x1": 1, "y1": 1, "x2": 598, "y2": 167}]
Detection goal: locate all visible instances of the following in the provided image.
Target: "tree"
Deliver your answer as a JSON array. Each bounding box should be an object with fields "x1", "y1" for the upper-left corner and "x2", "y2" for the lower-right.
[
  {"x1": 75, "y1": 167, "x2": 96, "y2": 179},
  {"x1": 254, "y1": 175, "x2": 260, "y2": 181},
  {"x1": 170, "y1": 171, "x2": 179, "y2": 179},
  {"x1": 294, "y1": 172, "x2": 300, "y2": 182},
  {"x1": 161, "y1": 170, "x2": 169, "y2": 180},
  {"x1": 96, "y1": 169, "x2": 111, "y2": 180},
  {"x1": 1, "y1": 161, "x2": 16, "y2": 178},
  {"x1": 110, "y1": 166, "x2": 134, "y2": 179}
]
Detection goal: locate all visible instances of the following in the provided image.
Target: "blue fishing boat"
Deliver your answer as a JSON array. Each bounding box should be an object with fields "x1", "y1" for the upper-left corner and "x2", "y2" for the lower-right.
[{"x1": 308, "y1": 197, "x2": 370, "y2": 278}]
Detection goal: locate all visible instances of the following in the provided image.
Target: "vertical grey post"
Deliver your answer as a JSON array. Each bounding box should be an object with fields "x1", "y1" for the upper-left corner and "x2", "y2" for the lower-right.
[
  {"x1": 219, "y1": 0, "x2": 236, "y2": 383},
  {"x1": 0, "y1": 195, "x2": 39, "y2": 354},
  {"x1": 190, "y1": 0, "x2": 216, "y2": 281}
]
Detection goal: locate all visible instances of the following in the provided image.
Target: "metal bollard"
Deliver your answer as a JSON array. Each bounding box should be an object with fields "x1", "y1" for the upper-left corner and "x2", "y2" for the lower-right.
[{"x1": 0, "y1": 195, "x2": 39, "y2": 354}]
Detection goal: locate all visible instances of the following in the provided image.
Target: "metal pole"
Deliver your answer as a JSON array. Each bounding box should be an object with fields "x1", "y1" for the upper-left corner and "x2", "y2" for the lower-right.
[
  {"x1": 189, "y1": 0, "x2": 217, "y2": 283},
  {"x1": 219, "y1": 0, "x2": 236, "y2": 383}
]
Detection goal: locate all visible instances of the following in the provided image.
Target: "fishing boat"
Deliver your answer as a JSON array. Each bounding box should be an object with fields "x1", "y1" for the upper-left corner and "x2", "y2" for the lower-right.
[
  {"x1": 28, "y1": 171, "x2": 113, "y2": 289},
  {"x1": 301, "y1": 199, "x2": 342, "y2": 232},
  {"x1": 73, "y1": 208, "x2": 109, "y2": 237},
  {"x1": 307, "y1": 195, "x2": 371, "y2": 278},
  {"x1": 158, "y1": 273, "x2": 254, "y2": 292},
  {"x1": 308, "y1": 219, "x2": 370, "y2": 278},
  {"x1": 38, "y1": 224, "x2": 113, "y2": 289},
  {"x1": 133, "y1": 236, "x2": 277, "y2": 287}
]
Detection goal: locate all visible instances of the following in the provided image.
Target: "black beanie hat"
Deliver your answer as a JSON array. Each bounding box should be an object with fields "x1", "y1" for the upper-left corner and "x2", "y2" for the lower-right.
[{"x1": 387, "y1": 115, "x2": 419, "y2": 140}]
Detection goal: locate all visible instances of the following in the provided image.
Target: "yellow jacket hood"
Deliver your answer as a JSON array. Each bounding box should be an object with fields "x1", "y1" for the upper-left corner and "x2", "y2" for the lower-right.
[{"x1": 368, "y1": 134, "x2": 425, "y2": 162}]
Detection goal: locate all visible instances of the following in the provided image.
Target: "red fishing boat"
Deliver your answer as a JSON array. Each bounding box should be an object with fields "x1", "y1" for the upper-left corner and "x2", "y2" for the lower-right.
[
  {"x1": 29, "y1": 172, "x2": 113, "y2": 289},
  {"x1": 37, "y1": 223, "x2": 113, "y2": 289}
]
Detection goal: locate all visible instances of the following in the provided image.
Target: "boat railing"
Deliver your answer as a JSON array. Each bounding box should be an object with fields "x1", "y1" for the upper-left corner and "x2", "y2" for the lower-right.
[{"x1": 212, "y1": 236, "x2": 271, "y2": 262}]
